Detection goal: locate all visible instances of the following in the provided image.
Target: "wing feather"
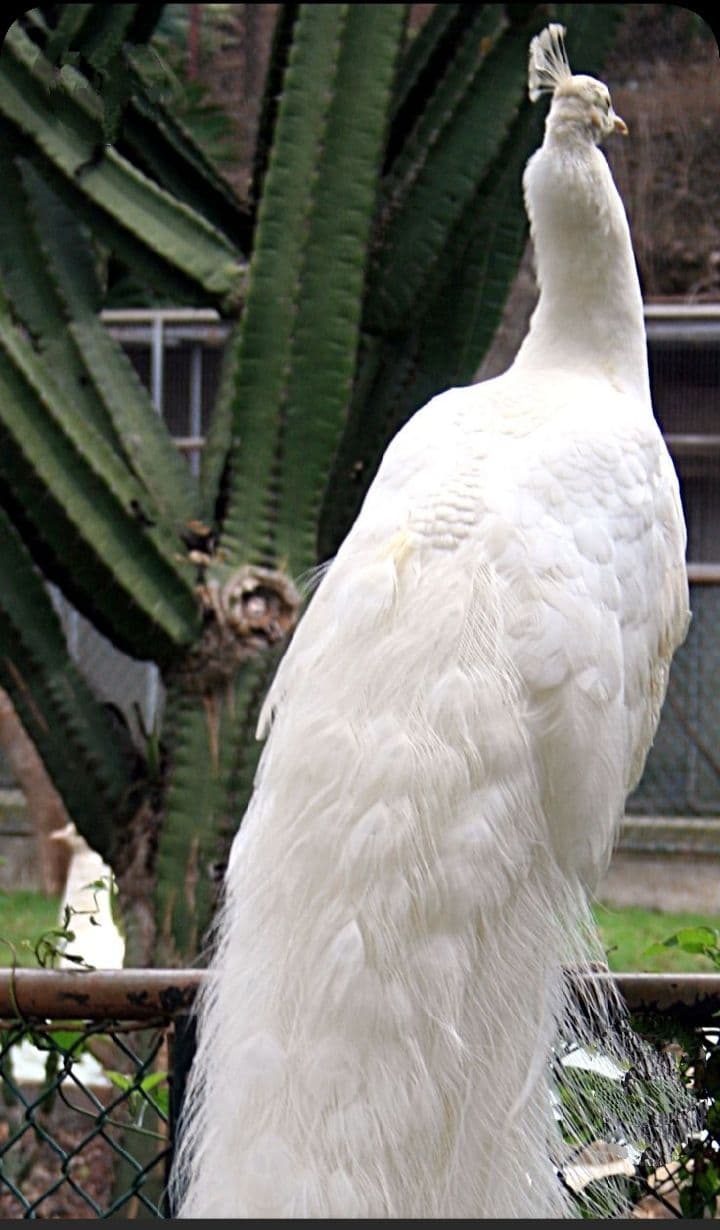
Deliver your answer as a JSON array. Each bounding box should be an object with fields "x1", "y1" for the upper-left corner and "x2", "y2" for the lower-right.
[{"x1": 256, "y1": 370, "x2": 688, "y2": 889}]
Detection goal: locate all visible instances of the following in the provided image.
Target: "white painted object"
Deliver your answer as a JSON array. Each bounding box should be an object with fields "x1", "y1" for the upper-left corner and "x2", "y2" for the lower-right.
[
  {"x1": 9, "y1": 1037, "x2": 110, "y2": 1089},
  {"x1": 51, "y1": 823, "x2": 125, "y2": 970}
]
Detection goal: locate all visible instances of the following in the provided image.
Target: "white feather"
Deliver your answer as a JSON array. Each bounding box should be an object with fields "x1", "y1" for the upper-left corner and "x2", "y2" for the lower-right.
[
  {"x1": 171, "y1": 24, "x2": 689, "y2": 1220},
  {"x1": 528, "y1": 23, "x2": 572, "y2": 102}
]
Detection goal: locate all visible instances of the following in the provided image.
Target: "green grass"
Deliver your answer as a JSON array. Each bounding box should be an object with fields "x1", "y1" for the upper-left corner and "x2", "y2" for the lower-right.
[
  {"x1": 0, "y1": 888, "x2": 62, "y2": 967},
  {"x1": 593, "y1": 901, "x2": 720, "y2": 973},
  {"x1": 0, "y1": 889, "x2": 717, "y2": 973}
]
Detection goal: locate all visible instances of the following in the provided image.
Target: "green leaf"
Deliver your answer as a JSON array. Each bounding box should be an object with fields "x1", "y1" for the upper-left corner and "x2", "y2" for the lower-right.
[
  {"x1": 151, "y1": 1086, "x2": 169, "y2": 1117},
  {"x1": 667, "y1": 926, "x2": 720, "y2": 955},
  {"x1": 139, "y1": 1070, "x2": 167, "y2": 1093},
  {"x1": 47, "y1": 1029, "x2": 86, "y2": 1055},
  {"x1": 644, "y1": 940, "x2": 674, "y2": 956},
  {"x1": 105, "y1": 1068, "x2": 134, "y2": 1092}
]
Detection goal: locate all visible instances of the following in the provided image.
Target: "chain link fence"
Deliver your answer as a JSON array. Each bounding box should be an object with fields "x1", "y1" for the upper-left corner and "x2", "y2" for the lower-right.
[
  {"x1": 0, "y1": 309, "x2": 717, "y2": 1213},
  {"x1": 0, "y1": 970, "x2": 719, "y2": 1218},
  {"x1": 0, "y1": 971, "x2": 197, "y2": 1220},
  {"x1": 629, "y1": 581, "x2": 720, "y2": 817},
  {"x1": 0, "y1": 1021, "x2": 168, "y2": 1218}
]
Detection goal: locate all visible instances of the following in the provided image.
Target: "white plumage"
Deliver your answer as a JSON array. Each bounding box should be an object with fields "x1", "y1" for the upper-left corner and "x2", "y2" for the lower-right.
[{"x1": 172, "y1": 25, "x2": 689, "y2": 1219}]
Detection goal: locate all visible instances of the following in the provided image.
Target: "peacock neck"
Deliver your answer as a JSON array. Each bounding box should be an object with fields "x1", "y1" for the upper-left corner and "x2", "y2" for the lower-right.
[{"x1": 514, "y1": 133, "x2": 650, "y2": 405}]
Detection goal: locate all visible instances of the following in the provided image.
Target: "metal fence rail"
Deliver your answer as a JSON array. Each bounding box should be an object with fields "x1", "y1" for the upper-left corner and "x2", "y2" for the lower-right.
[
  {"x1": 0, "y1": 972, "x2": 199, "y2": 1220},
  {"x1": 0, "y1": 970, "x2": 719, "y2": 1219}
]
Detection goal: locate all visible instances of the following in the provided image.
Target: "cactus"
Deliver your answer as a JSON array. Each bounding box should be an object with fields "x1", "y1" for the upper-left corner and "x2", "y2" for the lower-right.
[
  {"x1": 0, "y1": 4, "x2": 623, "y2": 963},
  {"x1": 0, "y1": 22, "x2": 245, "y2": 310},
  {"x1": 0, "y1": 504, "x2": 136, "y2": 860}
]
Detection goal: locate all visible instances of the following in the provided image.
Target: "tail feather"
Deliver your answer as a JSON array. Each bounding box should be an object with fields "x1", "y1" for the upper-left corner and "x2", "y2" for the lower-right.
[{"x1": 171, "y1": 542, "x2": 622, "y2": 1217}]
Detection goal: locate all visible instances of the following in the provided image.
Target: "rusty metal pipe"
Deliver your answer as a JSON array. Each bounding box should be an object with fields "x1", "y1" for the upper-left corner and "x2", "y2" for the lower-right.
[
  {"x1": 0, "y1": 968, "x2": 206, "y2": 1022},
  {"x1": 2, "y1": 969, "x2": 720, "y2": 1026}
]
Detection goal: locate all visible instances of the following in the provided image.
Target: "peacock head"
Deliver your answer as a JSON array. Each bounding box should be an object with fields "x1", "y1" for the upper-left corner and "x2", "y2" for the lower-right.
[{"x1": 528, "y1": 23, "x2": 627, "y2": 145}]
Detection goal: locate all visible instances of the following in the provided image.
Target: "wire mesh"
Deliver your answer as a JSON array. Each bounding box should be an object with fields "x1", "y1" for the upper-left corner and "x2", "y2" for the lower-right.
[
  {"x1": 0, "y1": 973, "x2": 718, "y2": 1218},
  {"x1": 628, "y1": 583, "x2": 720, "y2": 816},
  {"x1": 613, "y1": 1018, "x2": 720, "y2": 1219},
  {"x1": 0, "y1": 1017, "x2": 171, "y2": 1219}
]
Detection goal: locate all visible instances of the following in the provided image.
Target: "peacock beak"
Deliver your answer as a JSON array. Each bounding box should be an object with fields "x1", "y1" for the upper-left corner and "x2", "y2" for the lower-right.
[{"x1": 612, "y1": 113, "x2": 628, "y2": 136}]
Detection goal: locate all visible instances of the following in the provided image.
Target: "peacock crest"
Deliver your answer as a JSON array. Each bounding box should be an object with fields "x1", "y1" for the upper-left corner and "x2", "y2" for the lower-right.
[{"x1": 528, "y1": 23, "x2": 572, "y2": 102}]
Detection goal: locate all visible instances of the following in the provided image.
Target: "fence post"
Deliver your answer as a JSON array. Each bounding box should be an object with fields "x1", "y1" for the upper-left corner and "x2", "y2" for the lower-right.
[{"x1": 165, "y1": 1012, "x2": 197, "y2": 1216}]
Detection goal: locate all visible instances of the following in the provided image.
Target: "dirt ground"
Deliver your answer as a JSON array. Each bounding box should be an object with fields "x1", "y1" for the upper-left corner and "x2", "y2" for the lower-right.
[
  {"x1": 0, "y1": 1082, "x2": 168, "y2": 1218},
  {"x1": 0, "y1": 1031, "x2": 170, "y2": 1220}
]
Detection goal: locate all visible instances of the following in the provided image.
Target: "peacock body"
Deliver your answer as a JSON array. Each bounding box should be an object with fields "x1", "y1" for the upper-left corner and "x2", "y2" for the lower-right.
[{"x1": 172, "y1": 25, "x2": 689, "y2": 1219}]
